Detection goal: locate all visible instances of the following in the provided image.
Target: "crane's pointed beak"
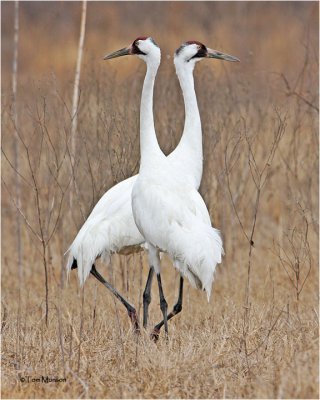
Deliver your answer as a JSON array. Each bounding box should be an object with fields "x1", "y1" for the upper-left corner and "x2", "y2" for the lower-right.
[
  {"x1": 206, "y1": 48, "x2": 240, "y2": 62},
  {"x1": 103, "y1": 46, "x2": 131, "y2": 60}
]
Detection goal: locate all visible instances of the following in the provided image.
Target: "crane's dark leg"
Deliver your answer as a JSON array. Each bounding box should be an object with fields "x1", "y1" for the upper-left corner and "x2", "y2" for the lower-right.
[
  {"x1": 151, "y1": 276, "x2": 184, "y2": 341},
  {"x1": 143, "y1": 266, "x2": 154, "y2": 328},
  {"x1": 90, "y1": 264, "x2": 140, "y2": 333},
  {"x1": 155, "y1": 273, "x2": 168, "y2": 339}
]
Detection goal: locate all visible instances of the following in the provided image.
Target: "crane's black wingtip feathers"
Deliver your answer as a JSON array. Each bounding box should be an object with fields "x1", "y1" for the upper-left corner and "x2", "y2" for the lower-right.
[{"x1": 71, "y1": 258, "x2": 78, "y2": 270}]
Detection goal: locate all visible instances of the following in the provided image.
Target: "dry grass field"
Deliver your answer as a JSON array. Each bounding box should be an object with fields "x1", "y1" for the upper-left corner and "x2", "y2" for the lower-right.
[{"x1": 1, "y1": 2, "x2": 319, "y2": 399}]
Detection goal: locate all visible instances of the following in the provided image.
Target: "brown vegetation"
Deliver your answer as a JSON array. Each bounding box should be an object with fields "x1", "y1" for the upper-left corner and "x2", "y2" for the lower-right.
[{"x1": 1, "y1": 2, "x2": 319, "y2": 399}]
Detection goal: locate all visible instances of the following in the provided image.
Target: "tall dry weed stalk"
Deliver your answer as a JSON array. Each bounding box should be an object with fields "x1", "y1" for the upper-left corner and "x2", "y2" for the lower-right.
[
  {"x1": 70, "y1": 0, "x2": 87, "y2": 209},
  {"x1": 8, "y1": 0, "x2": 23, "y2": 371},
  {"x1": 11, "y1": 1, "x2": 21, "y2": 278}
]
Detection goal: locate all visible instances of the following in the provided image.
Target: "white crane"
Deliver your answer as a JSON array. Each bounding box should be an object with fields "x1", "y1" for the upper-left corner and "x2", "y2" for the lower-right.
[
  {"x1": 131, "y1": 40, "x2": 239, "y2": 338},
  {"x1": 66, "y1": 37, "x2": 157, "y2": 331},
  {"x1": 66, "y1": 37, "x2": 238, "y2": 334}
]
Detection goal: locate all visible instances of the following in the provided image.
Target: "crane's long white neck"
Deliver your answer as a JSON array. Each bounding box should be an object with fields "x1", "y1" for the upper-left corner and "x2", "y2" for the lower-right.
[
  {"x1": 139, "y1": 58, "x2": 163, "y2": 171},
  {"x1": 173, "y1": 58, "x2": 203, "y2": 188}
]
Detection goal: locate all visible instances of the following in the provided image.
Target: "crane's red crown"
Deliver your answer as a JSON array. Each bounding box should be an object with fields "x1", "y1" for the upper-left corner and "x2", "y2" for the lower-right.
[
  {"x1": 132, "y1": 36, "x2": 159, "y2": 50},
  {"x1": 134, "y1": 36, "x2": 149, "y2": 43},
  {"x1": 185, "y1": 40, "x2": 205, "y2": 47}
]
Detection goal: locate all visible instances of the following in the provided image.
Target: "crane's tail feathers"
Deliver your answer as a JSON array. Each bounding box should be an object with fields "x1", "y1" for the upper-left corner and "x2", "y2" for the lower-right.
[
  {"x1": 171, "y1": 222, "x2": 224, "y2": 302},
  {"x1": 65, "y1": 242, "x2": 97, "y2": 287},
  {"x1": 65, "y1": 219, "x2": 117, "y2": 286}
]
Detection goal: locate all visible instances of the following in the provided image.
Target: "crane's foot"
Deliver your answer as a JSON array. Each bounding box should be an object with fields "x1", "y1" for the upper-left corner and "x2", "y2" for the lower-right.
[
  {"x1": 128, "y1": 310, "x2": 140, "y2": 334},
  {"x1": 150, "y1": 327, "x2": 160, "y2": 342}
]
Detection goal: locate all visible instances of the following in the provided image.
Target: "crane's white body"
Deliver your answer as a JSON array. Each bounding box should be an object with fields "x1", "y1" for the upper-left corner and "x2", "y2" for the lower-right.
[
  {"x1": 132, "y1": 165, "x2": 222, "y2": 299},
  {"x1": 66, "y1": 40, "x2": 206, "y2": 286},
  {"x1": 66, "y1": 175, "x2": 142, "y2": 285},
  {"x1": 131, "y1": 41, "x2": 223, "y2": 301}
]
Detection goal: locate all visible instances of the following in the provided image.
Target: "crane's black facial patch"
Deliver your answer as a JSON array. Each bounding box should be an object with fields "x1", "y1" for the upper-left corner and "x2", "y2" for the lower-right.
[
  {"x1": 175, "y1": 40, "x2": 208, "y2": 61},
  {"x1": 131, "y1": 37, "x2": 159, "y2": 55},
  {"x1": 132, "y1": 41, "x2": 147, "y2": 55},
  {"x1": 189, "y1": 41, "x2": 207, "y2": 60}
]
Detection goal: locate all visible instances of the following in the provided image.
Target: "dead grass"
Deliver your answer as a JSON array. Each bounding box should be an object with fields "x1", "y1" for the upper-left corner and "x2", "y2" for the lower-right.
[
  {"x1": 1, "y1": 2, "x2": 319, "y2": 399},
  {"x1": 1, "y1": 256, "x2": 318, "y2": 398}
]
